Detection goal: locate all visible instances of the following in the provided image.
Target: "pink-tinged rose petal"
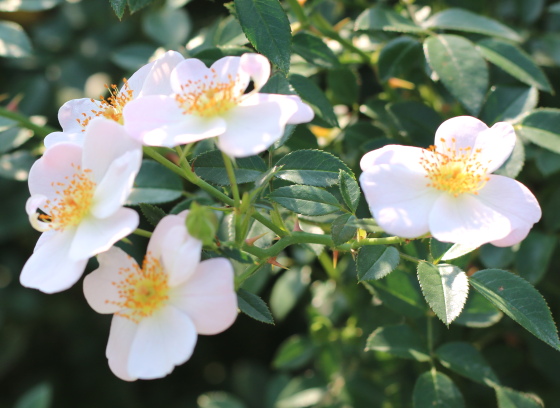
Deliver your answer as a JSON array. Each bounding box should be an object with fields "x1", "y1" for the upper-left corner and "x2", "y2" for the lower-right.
[
  {"x1": 170, "y1": 58, "x2": 212, "y2": 94},
  {"x1": 160, "y1": 226, "x2": 202, "y2": 287},
  {"x1": 25, "y1": 194, "x2": 48, "y2": 216},
  {"x1": 147, "y1": 211, "x2": 188, "y2": 259},
  {"x1": 44, "y1": 131, "x2": 83, "y2": 149},
  {"x1": 82, "y1": 118, "x2": 141, "y2": 184},
  {"x1": 246, "y1": 93, "x2": 314, "y2": 124},
  {"x1": 128, "y1": 307, "x2": 197, "y2": 379},
  {"x1": 360, "y1": 164, "x2": 439, "y2": 238},
  {"x1": 429, "y1": 194, "x2": 513, "y2": 247},
  {"x1": 217, "y1": 100, "x2": 297, "y2": 157},
  {"x1": 123, "y1": 95, "x2": 227, "y2": 146},
  {"x1": 171, "y1": 258, "x2": 237, "y2": 335},
  {"x1": 84, "y1": 247, "x2": 136, "y2": 314},
  {"x1": 28, "y1": 143, "x2": 83, "y2": 199},
  {"x1": 58, "y1": 98, "x2": 100, "y2": 134},
  {"x1": 471, "y1": 122, "x2": 516, "y2": 173},
  {"x1": 91, "y1": 149, "x2": 142, "y2": 219},
  {"x1": 240, "y1": 53, "x2": 270, "y2": 91},
  {"x1": 490, "y1": 225, "x2": 532, "y2": 247},
  {"x1": 136, "y1": 51, "x2": 185, "y2": 97},
  {"x1": 434, "y1": 116, "x2": 489, "y2": 153},
  {"x1": 360, "y1": 144, "x2": 426, "y2": 173},
  {"x1": 123, "y1": 59, "x2": 155, "y2": 96},
  {"x1": 69, "y1": 208, "x2": 139, "y2": 261},
  {"x1": 20, "y1": 229, "x2": 88, "y2": 293},
  {"x1": 106, "y1": 315, "x2": 138, "y2": 381},
  {"x1": 210, "y1": 56, "x2": 250, "y2": 95}
]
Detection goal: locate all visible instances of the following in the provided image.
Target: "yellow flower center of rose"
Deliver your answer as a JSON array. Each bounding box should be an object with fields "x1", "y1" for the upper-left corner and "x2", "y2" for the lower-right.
[
  {"x1": 77, "y1": 79, "x2": 134, "y2": 130},
  {"x1": 112, "y1": 254, "x2": 169, "y2": 322},
  {"x1": 420, "y1": 138, "x2": 490, "y2": 197},
  {"x1": 175, "y1": 69, "x2": 242, "y2": 117},
  {"x1": 37, "y1": 165, "x2": 96, "y2": 231}
]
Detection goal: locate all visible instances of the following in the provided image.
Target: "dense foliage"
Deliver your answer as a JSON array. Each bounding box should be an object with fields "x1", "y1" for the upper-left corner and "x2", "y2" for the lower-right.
[{"x1": 2, "y1": 0, "x2": 560, "y2": 407}]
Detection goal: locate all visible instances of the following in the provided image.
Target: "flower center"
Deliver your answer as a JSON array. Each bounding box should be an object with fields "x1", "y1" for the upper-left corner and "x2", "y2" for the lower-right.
[
  {"x1": 175, "y1": 69, "x2": 242, "y2": 117},
  {"x1": 113, "y1": 254, "x2": 169, "y2": 322},
  {"x1": 77, "y1": 79, "x2": 134, "y2": 130},
  {"x1": 37, "y1": 165, "x2": 96, "y2": 231},
  {"x1": 420, "y1": 138, "x2": 490, "y2": 197}
]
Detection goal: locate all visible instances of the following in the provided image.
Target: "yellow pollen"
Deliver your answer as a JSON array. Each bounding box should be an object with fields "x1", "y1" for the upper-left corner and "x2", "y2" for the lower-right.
[
  {"x1": 77, "y1": 79, "x2": 134, "y2": 130},
  {"x1": 40, "y1": 165, "x2": 96, "y2": 230},
  {"x1": 420, "y1": 138, "x2": 490, "y2": 197},
  {"x1": 111, "y1": 254, "x2": 169, "y2": 322},
  {"x1": 175, "y1": 69, "x2": 242, "y2": 117}
]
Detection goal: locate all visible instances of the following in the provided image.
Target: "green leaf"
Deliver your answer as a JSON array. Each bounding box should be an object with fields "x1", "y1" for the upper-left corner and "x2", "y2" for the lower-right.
[
  {"x1": 435, "y1": 342, "x2": 500, "y2": 387},
  {"x1": 289, "y1": 74, "x2": 339, "y2": 127},
  {"x1": 378, "y1": 36, "x2": 423, "y2": 82},
  {"x1": 331, "y1": 214, "x2": 357, "y2": 246},
  {"x1": 127, "y1": 0, "x2": 151, "y2": 13},
  {"x1": 15, "y1": 383, "x2": 52, "y2": 408},
  {"x1": 339, "y1": 170, "x2": 360, "y2": 213},
  {"x1": 0, "y1": 21, "x2": 32, "y2": 58},
  {"x1": 387, "y1": 101, "x2": 442, "y2": 147},
  {"x1": 0, "y1": 151, "x2": 35, "y2": 181},
  {"x1": 272, "y1": 335, "x2": 315, "y2": 370},
  {"x1": 515, "y1": 231, "x2": 557, "y2": 284},
  {"x1": 270, "y1": 266, "x2": 310, "y2": 320},
  {"x1": 234, "y1": 0, "x2": 291, "y2": 74},
  {"x1": 139, "y1": 203, "x2": 166, "y2": 227},
  {"x1": 274, "y1": 150, "x2": 352, "y2": 187},
  {"x1": 0, "y1": 0, "x2": 61, "y2": 11},
  {"x1": 346, "y1": 218, "x2": 382, "y2": 233},
  {"x1": 477, "y1": 39, "x2": 552, "y2": 93},
  {"x1": 424, "y1": 34, "x2": 488, "y2": 115},
  {"x1": 127, "y1": 160, "x2": 183, "y2": 205},
  {"x1": 193, "y1": 151, "x2": 267, "y2": 185},
  {"x1": 535, "y1": 148, "x2": 560, "y2": 176},
  {"x1": 470, "y1": 269, "x2": 560, "y2": 350},
  {"x1": 237, "y1": 288, "x2": 274, "y2": 324},
  {"x1": 517, "y1": 109, "x2": 560, "y2": 154},
  {"x1": 368, "y1": 269, "x2": 426, "y2": 318},
  {"x1": 142, "y1": 7, "x2": 191, "y2": 46},
  {"x1": 268, "y1": 185, "x2": 341, "y2": 216},
  {"x1": 480, "y1": 86, "x2": 538, "y2": 125},
  {"x1": 493, "y1": 135, "x2": 525, "y2": 179},
  {"x1": 111, "y1": 44, "x2": 157, "y2": 71},
  {"x1": 197, "y1": 392, "x2": 248, "y2": 408},
  {"x1": 261, "y1": 72, "x2": 296, "y2": 95},
  {"x1": 440, "y1": 243, "x2": 479, "y2": 261},
  {"x1": 327, "y1": 68, "x2": 359, "y2": 106},
  {"x1": 357, "y1": 246, "x2": 400, "y2": 281},
  {"x1": 413, "y1": 371, "x2": 465, "y2": 408},
  {"x1": 480, "y1": 244, "x2": 515, "y2": 269},
  {"x1": 417, "y1": 263, "x2": 469, "y2": 326},
  {"x1": 430, "y1": 239, "x2": 454, "y2": 264},
  {"x1": 424, "y1": 8, "x2": 521, "y2": 42},
  {"x1": 110, "y1": 0, "x2": 127, "y2": 19},
  {"x1": 292, "y1": 32, "x2": 339, "y2": 69},
  {"x1": 365, "y1": 324, "x2": 430, "y2": 362},
  {"x1": 354, "y1": 5, "x2": 426, "y2": 34},
  {"x1": 495, "y1": 387, "x2": 544, "y2": 408},
  {"x1": 454, "y1": 290, "x2": 503, "y2": 328}
]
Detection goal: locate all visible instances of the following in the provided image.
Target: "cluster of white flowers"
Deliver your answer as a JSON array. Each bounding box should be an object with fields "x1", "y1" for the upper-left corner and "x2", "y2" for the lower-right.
[
  {"x1": 21, "y1": 51, "x2": 313, "y2": 380},
  {"x1": 20, "y1": 50, "x2": 542, "y2": 381}
]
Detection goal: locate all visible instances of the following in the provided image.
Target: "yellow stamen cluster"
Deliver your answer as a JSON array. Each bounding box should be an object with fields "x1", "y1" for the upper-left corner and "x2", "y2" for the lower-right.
[
  {"x1": 40, "y1": 165, "x2": 96, "y2": 230},
  {"x1": 420, "y1": 138, "x2": 490, "y2": 197},
  {"x1": 175, "y1": 69, "x2": 241, "y2": 117},
  {"x1": 111, "y1": 254, "x2": 169, "y2": 322},
  {"x1": 77, "y1": 79, "x2": 134, "y2": 130}
]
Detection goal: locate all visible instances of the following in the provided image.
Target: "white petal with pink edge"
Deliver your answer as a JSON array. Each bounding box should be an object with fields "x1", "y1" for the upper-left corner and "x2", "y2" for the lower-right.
[
  {"x1": 360, "y1": 144, "x2": 426, "y2": 173},
  {"x1": 170, "y1": 258, "x2": 238, "y2": 335},
  {"x1": 106, "y1": 316, "x2": 139, "y2": 381},
  {"x1": 127, "y1": 307, "x2": 197, "y2": 379},
  {"x1": 240, "y1": 53, "x2": 270, "y2": 91},
  {"x1": 160, "y1": 225, "x2": 202, "y2": 287},
  {"x1": 57, "y1": 98, "x2": 100, "y2": 134}
]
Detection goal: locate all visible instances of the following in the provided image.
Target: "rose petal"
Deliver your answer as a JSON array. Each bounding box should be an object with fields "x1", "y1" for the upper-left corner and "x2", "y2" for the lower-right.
[
  {"x1": 106, "y1": 315, "x2": 139, "y2": 381},
  {"x1": 472, "y1": 122, "x2": 517, "y2": 173},
  {"x1": 170, "y1": 58, "x2": 212, "y2": 94},
  {"x1": 128, "y1": 306, "x2": 197, "y2": 379},
  {"x1": 210, "y1": 56, "x2": 250, "y2": 95},
  {"x1": 240, "y1": 53, "x2": 270, "y2": 91},
  {"x1": 83, "y1": 246, "x2": 136, "y2": 314},
  {"x1": 170, "y1": 258, "x2": 237, "y2": 335},
  {"x1": 360, "y1": 144, "x2": 426, "y2": 172},
  {"x1": 247, "y1": 93, "x2": 314, "y2": 124},
  {"x1": 434, "y1": 116, "x2": 489, "y2": 152},
  {"x1": 160, "y1": 226, "x2": 202, "y2": 287},
  {"x1": 135, "y1": 51, "x2": 185, "y2": 97},
  {"x1": 44, "y1": 131, "x2": 83, "y2": 149},
  {"x1": 69, "y1": 208, "x2": 139, "y2": 261},
  {"x1": 58, "y1": 98, "x2": 100, "y2": 134}
]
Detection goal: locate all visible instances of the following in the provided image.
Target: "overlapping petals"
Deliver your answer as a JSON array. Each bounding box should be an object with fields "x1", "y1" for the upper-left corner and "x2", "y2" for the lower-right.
[
  {"x1": 21, "y1": 118, "x2": 142, "y2": 293},
  {"x1": 359, "y1": 116, "x2": 541, "y2": 248},
  {"x1": 123, "y1": 53, "x2": 314, "y2": 157},
  {"x1": 44, "y1": 51, "x2": 185, "y2": 148},
  {"x1": 83, "y1": 211, "x2": 237, "y2": 381}
]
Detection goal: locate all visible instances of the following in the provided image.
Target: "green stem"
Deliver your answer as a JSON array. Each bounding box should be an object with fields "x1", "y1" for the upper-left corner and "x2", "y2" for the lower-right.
[
  {"x1": 427, "y1": 314, "x2": 435, "y2": 366},
  {"x1": 221, "y1": 151, "x2": 240, "y2": 208},
  {"x1": 133, "y1": 228, "x2": 153, "y2": 238},
  {"x1": 0, "y1": 107, "x2": 57, "y2": 138},
  {"x1": 399, "y1": 252, "x2": 422, "y2": 263},
  {"x1": 318, "y1": 251, "x2": 339, "y2": 280},
  {"x1": 349, "y1": 236, "x2": 407, "y2": 249},
  {"x1": 235, "y1": 261, "x2": 267, "y2": 289}
]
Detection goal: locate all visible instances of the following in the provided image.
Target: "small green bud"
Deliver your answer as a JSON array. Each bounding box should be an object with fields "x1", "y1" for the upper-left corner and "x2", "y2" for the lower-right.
[{"x1": 186, "y1": 202, "x2": 218, "y2": 246}]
